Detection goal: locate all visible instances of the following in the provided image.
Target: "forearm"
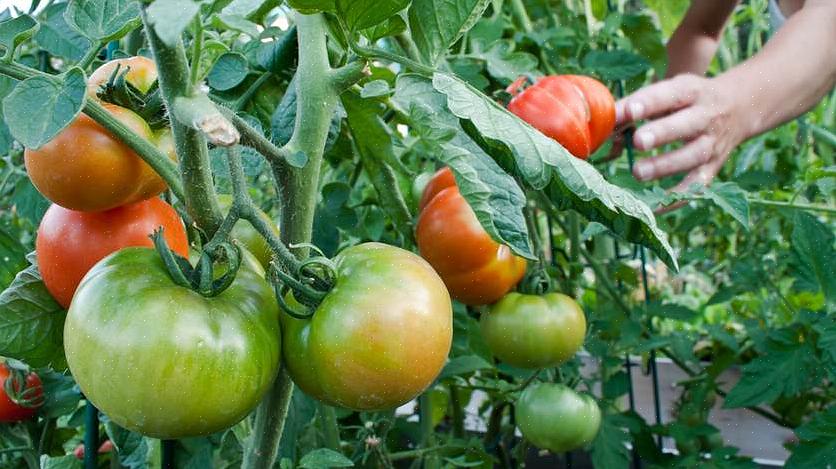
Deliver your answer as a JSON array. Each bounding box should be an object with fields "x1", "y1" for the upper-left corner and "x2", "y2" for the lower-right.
[
  {"x1": 715, "y1": 0, "x2": 836, "y2": 140},
  {"x1": 665, "y1": 0, "x2": 740, "y2": 77}
]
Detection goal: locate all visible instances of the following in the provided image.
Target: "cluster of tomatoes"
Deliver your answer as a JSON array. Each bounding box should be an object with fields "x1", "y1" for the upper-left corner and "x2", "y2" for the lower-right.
[{"x1": 414, "y1": 74, "x2": 616, "y2": 453}]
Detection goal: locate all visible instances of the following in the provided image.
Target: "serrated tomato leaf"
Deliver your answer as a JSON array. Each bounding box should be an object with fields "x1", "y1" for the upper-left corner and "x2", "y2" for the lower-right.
[
  {"x1": 431, "y1": 73, "x2": 676, "y2": 269},
  {"x1": 392, "y1": 74, "x2": 534, "y2": 259},
  {"x1": 408, "y1": 0, "x2": 491, "y2": 65},
  {"x1": 3, "y1": 67, "x2": 86, "y2": 150}
]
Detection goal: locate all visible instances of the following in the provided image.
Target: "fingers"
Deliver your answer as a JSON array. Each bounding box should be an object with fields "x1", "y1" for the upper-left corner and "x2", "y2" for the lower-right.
[
  {"x1": 632, "y1": 135, "x2": 714, "y2": 182},
  {"x1": 632, "y1": 107, "x2": 711, "y2": 151},
  {"x1": 615, "y1": 74, "x2": 703, "y2": 127},
  {"x1": 671, "y1": 155, "x2": 726, "y2": 193}
]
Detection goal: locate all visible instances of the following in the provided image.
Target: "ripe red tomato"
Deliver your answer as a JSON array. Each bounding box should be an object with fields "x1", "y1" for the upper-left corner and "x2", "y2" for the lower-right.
[
  {"x1": 416, "y1": 168, "x2": 526, "y2": 305},
  {"x1": 36, "y1": 197, "x2": 189, "y2": 308},
  {"x1": 24, "y1": 104, "x2": 169, "y2": 212},
  {"x1": 507, "y1": 75, "x2": 616, "y2": 159},
  {"x1": 0, "y1": 363, "x2": 43, "y2": 423},
  {"x1": 87, "y1": 56, "x2": 158, "y2": 97}
]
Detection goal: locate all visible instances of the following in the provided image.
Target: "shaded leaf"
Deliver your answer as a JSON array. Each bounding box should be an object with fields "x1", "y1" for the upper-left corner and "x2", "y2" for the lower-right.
[
  {"x1": 0, "y1": 15, "x2": 39, "y2": 58},
  {"x1": 4, "y1": 67, "x2": 86, "y2": 150},
  {"x1": 431, "y1": 73, "x2": 676, "y2": 269},
  {"x1": 208, "y1": 52, "x2": 250, "y2": 91},
  {"x1": 299, "y1": 448, "x2": 353, "y2": 469},
  {"x1": 408, "y1": 0, "x2": 490, "y2": 65},
  {"x1": 582, "y1": 50, "x2": 651, "y2": 81},
  {"x1": 34, "y1": 3, "x2": 91, "y2": 61}
]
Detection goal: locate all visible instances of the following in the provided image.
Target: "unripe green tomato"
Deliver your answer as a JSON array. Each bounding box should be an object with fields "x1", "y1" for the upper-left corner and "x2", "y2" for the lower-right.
[
  {"x1": 64, "y1": 247, "x2": 280, "y2": 439},
  {"x1": 217, "y1": 195, "x2": 279, "y2": 269},
  {"x1": 480, "y1": 293, "x2": 586, "y2": 368},
  {"x1": 516, "y1": 383, "x2": 601, "y2": 453}
]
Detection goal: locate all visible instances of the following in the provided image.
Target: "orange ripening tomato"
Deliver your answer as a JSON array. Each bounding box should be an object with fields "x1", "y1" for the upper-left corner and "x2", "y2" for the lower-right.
[
  {"x1": 87, "y1": 56, "x2": 158, "y2": 97},
  {"x1": 507, "y1": 75, "x2": 616, "y2": 159},
  {"x1": 36, "y1": 197, "x2": 189, "y2": 308},
  {"x1": 24, "y1": 104, "x2": 169, "y2": 212},
  {"x1": 416, "y1": 168, "x2": 526, "y2": 305}
]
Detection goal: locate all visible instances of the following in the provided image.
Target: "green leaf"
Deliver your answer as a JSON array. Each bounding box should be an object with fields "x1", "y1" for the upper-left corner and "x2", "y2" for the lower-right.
[
  {"x1": 40, "y1": 455, "x2": 82, "y2": 469},
  {"x1": 0, "y1": 228, "x2": 27, "y2": 291},
  {"x1": 723, "y1": 330, "x2": 821, "y2": 408},
  {"x1": 213, "y1": 13, "x2": 261, "y2": 38},
  {"x1": 0, "y1": 258, "x2": 66, "y2": 371},
  {"x1": 338, "y1": 0, "x2": 411, "y2": 31},
  {"x1": 195, "y1": 40, "x2": 230, "y2": 83},
  {"x1": 642, "y1": 0, "x2": 689, "y2": 37},
  {"x1": 439, "y1": 354, "x2": 493, "y2": 379},
  {"x1": 104, "y1": 422, "x2": 151, "y2": 469},
  {"x1": 430, "y1": 73, "x2": 677, "y2": 269},
  {"x1": 590, "y1": 412, "x2": 631, "y2": 469},
  {"x1": 221, "y1": 0, "x2": 264, "y2": 16},
  {"x1": 582, "y1": 50, "x2": 651, "y2": 81},
  {"x1": 408, "y1": 0, "x2": 491, "y2": 65},
  {"x1": 65, "y1": 0, "x2": 141, "y2": 43},
  {"x1": 361, "y1": 15, "x2": 406, "y2": 42},
  {"x1": 646, "y1": 301, "x2": 698, "y2": 321},
  {"x1": 392, "y1": 74, "x2": 534, "y2": 259},
  {"x1": 621, "y1": 13, "x2": 667, "y2": 77},
  {"x1": 785, "y1": 406, "x2": 836, "y2": 469},
  {"x1": 145, "y1": 0, "x2": 200, "y2": 47},
  {"x1": 479, "y1": 40, "x2": 538, "y2": 84},
  {"x1": 299, "y1": 448, "x2": 354, "y2": 469},
  {"x1": 360, "y1": 79, "x2": 392, "y2": 98},
  {"x1": 789, "y1": 212, "x2": 836, "y2": 307},
  {"x1": 3, "y1": 67, "x2": 86, "y2": 150},
  {"x1": 35, "y1": 3, "x2": 92, "y2": 61},
  {"x1": 38, "y1": 370, "x2": 81, "y2": 418},
  {"x1": 11, "y1": 177, "x2": 50, "y2": 225},
  {"x1": 0, "y1": 15, "x2": 39, "y2": 59},
  {"x1": 207, "y1": 52, "x2": 250, "y2": 91},
  {"x1": 341, "y1": 92, "x2": 413, "y2": 241},
  {"x1": 703, "y1": 182, "x2": 750, "y2": 229},
  {"x1": 287, "y1": 0, "x2": 336, "y2": 14}
]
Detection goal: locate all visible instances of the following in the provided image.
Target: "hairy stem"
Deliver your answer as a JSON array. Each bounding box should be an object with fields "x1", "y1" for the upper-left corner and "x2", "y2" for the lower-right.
[
  {"x1": 244, "y1": 12, "x2": 341, "y2": 469},
  {"x1": 142, "y1": 10, "x2": 222, "y2": 235}
]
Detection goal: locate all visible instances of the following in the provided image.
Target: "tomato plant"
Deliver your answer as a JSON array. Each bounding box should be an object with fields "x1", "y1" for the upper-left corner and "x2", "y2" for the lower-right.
[
  {"x1": 416, "y1": 168, "x2": 527, "y2": 305},
  {"x1": 0, "y1": 363, "x2": 43, "y2": 423},
  {"x1": 481, "y1": 293, "x2": 587, "y2": 369},
  {"x1": 0, "y1": 1, "x2": 831, "y2": 468},
  {"x1": 36, "y1": 198, "x2": 189, "y2": 308}
]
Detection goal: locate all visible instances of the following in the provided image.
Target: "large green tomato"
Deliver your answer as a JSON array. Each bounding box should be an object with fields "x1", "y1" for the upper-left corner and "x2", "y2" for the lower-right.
[
  {"x1": 516, "y1": 383, "x2": 601, "y2": 452},
  {"x1": 282, "y1": 243, "x2": 453, "y2": 411},
  {"x1": 480, "y1": 293, "x2": 586, "y2": 368},
  {"x1": 64, "y1": 248, "x2": 280, "y2": 439}
]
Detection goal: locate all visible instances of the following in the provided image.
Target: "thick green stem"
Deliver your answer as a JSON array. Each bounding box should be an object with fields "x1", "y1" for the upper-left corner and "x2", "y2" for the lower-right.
[
  {"x1": 214, "y1": 104, "x2": 295, "y2": 167},
  {"x1": 77, "y1": 42, "x2": 103, "y2": 70},
  {"x1": 142, "y1": 10, "x2": 222, "y2": 235},
  {"x1": 244, "y1": 13, "x2": 341, "y2": 469},
  {"x1": 318, "y1": 404, "x2": 341, "y2": 451},
  {"x1": 449, "y1": 385, "x2": 464, "y2": 438},
  {"x1": 509, "y1": 0, "x2": 534, "y2": 33},
  {"x1": 242, "y1": 367, "x2": 294, "y2": 468}
]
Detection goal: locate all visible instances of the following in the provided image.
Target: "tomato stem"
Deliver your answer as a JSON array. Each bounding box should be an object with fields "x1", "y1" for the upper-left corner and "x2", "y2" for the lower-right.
[
  {"x1": 142, "y1": 9, "x2": 224, "y2": 236},
  {"x1": 77, "y1": 42, "x2": 103, "y2": 71},
  {"x1": 244, "y1": 12, "x2": 345, "y2": 468}
]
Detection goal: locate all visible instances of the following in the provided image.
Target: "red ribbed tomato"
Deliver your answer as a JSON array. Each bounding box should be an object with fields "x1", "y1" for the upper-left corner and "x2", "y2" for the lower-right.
[
  {"x1": 416, "y1": 168, "x2": 526, "y2": 305},
  {"x1": 507, "y1": 75, "x2": 616, "y2": 159},
  {"x1": 36, "y1": 198, "x2": 189, "y2": 308}
]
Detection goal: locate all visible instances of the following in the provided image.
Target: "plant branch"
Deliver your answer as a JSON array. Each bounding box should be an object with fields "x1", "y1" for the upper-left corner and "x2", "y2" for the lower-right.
[
  {"x1": 189, "y1": 17, "x2": 204, "y2": 86},
  {"x1": 509, "y1": 0, "x2": 534, "y2": 33},
  {"x1": 171, "y1": 94, "x2": 240, "y2": 146},
  {"x1": 244, "y1": 12, "x2": 344, "y2": 469},
  {"x1": 77, "y1": 42, "x2": 103, "y2": 70},
  {"x1": 213, "y1": 102, "x2": 296, "y2": 169},
  {"x1": 747, "y1": 198, "x2": 836, "y2": 214},
  {"x1": 231, "y1": 72, "x2": 272, "y2": 111},
  {"x1": 142, "y1": 9, "x2": 223, "y2": 236},
  {"x1": 348, "y1": 41, "x2": 435, "y2": 76}
]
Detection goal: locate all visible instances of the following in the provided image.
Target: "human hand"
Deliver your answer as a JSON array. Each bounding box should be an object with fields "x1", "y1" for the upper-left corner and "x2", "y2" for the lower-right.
[{"x1": 615, "y1": 74, "x2": 745, "y2": 193}]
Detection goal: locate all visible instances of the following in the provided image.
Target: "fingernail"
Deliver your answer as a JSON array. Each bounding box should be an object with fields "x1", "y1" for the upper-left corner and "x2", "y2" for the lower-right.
[
  {"x1": 636, "y1": 130, "x2": 655, "y2": 150},
  {"x1": 629, "y1": 101, "x2": 644, "y2": 120},
  {"x1": 634, "y1": 164, "x2": 651, "y2": 181}
]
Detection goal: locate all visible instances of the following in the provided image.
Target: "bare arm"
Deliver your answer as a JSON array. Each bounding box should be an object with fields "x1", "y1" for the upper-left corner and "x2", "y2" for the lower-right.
[
  {"x1": 617, "y1": 0, "x2": 836, "y2": 191},
  {"x1": 665, "y1": 0, "x2": 740, "y2": 77}
]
